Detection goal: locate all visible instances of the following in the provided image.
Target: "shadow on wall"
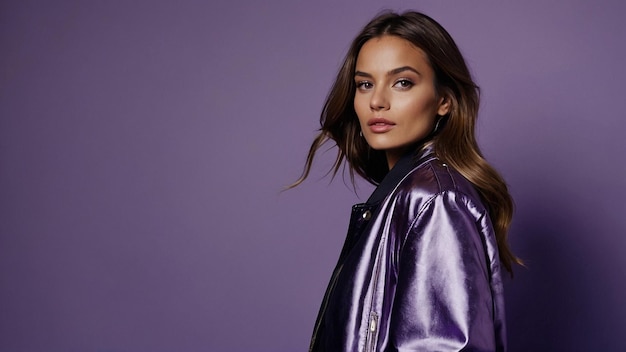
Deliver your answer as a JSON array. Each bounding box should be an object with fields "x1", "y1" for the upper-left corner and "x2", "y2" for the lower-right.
[{"x1": 504, "y1": 191, "x2": 623, "y2": 352}]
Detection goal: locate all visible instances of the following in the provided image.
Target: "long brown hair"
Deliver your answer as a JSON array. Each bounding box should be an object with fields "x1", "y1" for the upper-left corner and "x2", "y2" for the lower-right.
[{"x1": 291, "y1": 11, "x2": 520, "y2": 273}]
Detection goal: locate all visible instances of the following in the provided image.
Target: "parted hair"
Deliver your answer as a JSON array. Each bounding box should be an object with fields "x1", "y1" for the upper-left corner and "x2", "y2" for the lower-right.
[{"x1": 291, "y1": 11, "x2": 520, "y2": 273}]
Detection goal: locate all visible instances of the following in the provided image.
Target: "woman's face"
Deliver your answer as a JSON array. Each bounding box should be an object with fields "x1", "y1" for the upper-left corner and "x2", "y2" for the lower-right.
[{"x1": 354, "y1": 35, "x2": 449, "y2": 168}]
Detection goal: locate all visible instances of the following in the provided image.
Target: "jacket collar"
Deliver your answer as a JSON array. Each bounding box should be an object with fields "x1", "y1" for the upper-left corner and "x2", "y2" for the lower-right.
[{"x1": 365, "y1": 144, "x2": 435, "y2": 205}]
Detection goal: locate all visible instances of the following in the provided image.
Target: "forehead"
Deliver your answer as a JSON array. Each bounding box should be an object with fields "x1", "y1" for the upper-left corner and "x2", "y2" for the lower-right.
[{"x1": 356, "y1": 35, "x2": 430, "y2": 70}]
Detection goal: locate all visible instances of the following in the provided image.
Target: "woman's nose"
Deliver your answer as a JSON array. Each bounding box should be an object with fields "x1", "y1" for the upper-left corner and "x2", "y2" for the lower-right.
[{"x1": 370, "y1": 88, "x2": 389, "y2": 111}]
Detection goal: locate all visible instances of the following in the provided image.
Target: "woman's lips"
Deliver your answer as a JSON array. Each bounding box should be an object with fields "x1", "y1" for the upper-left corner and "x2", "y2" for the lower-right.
[{"x1": 367, "y1": 118, "x2": 395, "y2": 133}]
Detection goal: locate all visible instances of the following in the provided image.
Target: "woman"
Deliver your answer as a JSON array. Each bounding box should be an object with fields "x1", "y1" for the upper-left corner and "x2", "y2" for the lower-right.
[{"x1": 292, "y1": 11, "x2": 520, "y2": 352}]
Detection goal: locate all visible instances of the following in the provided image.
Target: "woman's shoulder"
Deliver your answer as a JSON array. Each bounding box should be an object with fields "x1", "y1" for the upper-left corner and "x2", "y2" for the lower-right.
[{"x1": 392, "y1": 157, "x2": 485, "y2": 212}]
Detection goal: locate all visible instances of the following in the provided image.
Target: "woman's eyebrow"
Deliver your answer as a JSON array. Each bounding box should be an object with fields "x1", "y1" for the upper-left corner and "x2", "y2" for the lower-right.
[
  {"x1": 388, "y1": 66, "x2": 420, "y2": 76},
  {"x1": 354, "y1": 66, "x2": 420, "y2": 78},
  {"x1": 354, "y1": 70, "x2": 373, "y2": 78}
]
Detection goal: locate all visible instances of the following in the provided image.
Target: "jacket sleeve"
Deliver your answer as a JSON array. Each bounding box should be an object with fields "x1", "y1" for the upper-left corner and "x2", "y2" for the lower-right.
[{"x1": 387, "y1": 190, "x2": 502, "y2": 352}]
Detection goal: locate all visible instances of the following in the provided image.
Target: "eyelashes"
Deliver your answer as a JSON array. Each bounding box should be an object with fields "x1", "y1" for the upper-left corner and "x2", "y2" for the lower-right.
[
  {"x1": 356, "y1": 81, "x2": 373, "y2": 89},
  {"x1": 394, "y1": 79, "x2": 414, "y2": 88},
  {"x1": 355, "y1": 79, "x2": 414, "y2": 90}
]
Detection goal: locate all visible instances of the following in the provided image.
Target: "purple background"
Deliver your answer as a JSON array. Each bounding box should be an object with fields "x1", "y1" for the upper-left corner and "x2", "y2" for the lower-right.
[{"x1": 1, "y1": 1, "x2": 625, "y2": 351}]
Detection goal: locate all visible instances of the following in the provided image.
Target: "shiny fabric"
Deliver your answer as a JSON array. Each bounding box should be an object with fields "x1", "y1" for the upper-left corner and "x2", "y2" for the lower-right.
[{"x1": 309, "y1": 147, "x2": 506, "y2": 352}]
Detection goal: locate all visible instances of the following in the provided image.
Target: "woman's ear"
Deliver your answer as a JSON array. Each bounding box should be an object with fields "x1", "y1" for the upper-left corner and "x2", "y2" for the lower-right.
[{"x1": 437, "y1": 94, "x2": 451, "y2": 116}]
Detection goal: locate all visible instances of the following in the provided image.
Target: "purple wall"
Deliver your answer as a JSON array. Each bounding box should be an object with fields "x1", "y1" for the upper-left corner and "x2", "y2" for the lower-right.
[{"x1": 1, "y1": 1, "x2": 625, "y2": 351}]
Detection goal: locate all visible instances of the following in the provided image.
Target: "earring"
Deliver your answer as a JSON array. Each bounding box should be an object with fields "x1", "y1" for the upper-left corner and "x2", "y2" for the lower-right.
[
  {"x1": 434, "y1": 118, "x2": 442, "y2": 133},
  {"x1": 433, "y1": 116, "x2": 446, "y2": 133},
  {"x1": 359, "y1": 130, "x2": 363, "y2": 137}
]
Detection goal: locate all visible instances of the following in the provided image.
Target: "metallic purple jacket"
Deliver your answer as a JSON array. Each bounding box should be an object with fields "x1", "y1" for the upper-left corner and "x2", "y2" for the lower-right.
[{"x1": 309, "y1": 147, "x2": 507, "y2": 352}]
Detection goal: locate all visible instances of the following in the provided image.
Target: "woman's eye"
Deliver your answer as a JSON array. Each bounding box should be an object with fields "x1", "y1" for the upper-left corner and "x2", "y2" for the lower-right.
[
  {"x1": 356, "y1": 81, "x2": 373, "y2": 89},
  {"x1": 394, "y1": 79, "x2": 414, "y2": 88}
]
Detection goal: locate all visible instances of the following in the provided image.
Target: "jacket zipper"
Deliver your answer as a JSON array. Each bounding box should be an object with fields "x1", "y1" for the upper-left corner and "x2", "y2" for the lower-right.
[
  {"x1": 365, "y1": 241, "x2": 382, "y2": 352},
  {"x1": 364, "y1": 311, "x2": 379, "y2": 352},
  {"x1": 363, "y1": 232, "x2": 386, "y2": 352},
  {"x1": 309, "y1": 263, "x2": 344, "y2": 352}
]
